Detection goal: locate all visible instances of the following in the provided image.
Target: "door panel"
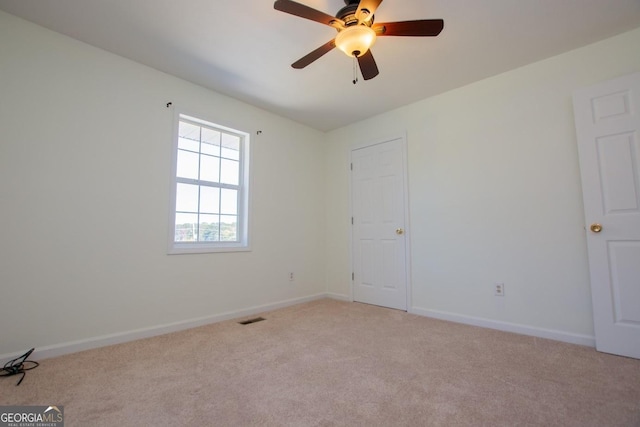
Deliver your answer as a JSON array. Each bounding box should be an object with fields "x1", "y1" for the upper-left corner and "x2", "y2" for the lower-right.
[
  {"x1": 351, "y1": 137, "x2": 408, "y2": 310},
  {"x1": 608, "y1": 241, "x2": 640, "y2": 324},
  {"x1": 573, "y1": 72, "x2": 640, "y2": 359},
  {"x1": 596, "y1": 133, "x2": 639, "y2": 213}
]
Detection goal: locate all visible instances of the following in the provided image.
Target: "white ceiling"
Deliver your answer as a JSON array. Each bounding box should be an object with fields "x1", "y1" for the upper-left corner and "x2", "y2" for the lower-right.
[{"x1": 1, "y1": 0, "x2": 640, "y2": 131}]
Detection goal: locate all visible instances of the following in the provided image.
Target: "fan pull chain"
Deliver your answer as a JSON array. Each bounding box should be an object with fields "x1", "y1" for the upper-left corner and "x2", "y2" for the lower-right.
[{"x1": 352, "y1": 55, "x2": 359, "y2": 85}]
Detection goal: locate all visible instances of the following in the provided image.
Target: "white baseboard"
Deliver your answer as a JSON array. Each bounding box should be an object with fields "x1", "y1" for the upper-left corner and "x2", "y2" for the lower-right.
[
  {"x1": 1, "y1": 293, "x2": 328, "y2": 362},
  {"x1": 2, "y1": 296, "x2": 596, "y2": 364},
  {"x1": 325, "y1": 292, "x2": 351, "y2": 302},
  {"x1": 410, "y1": 307, "x2": 596, "y2": 347}
]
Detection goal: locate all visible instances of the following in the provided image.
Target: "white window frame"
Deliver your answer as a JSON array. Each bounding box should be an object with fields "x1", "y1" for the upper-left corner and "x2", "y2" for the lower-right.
[{"x1": 168, "y1": 111, "x2": 251, "y2": 254}]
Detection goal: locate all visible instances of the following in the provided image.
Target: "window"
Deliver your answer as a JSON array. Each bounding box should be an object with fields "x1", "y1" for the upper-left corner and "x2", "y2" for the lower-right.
[{"x1": 169, "y1": 113, "x2": 250, "y2": 254}]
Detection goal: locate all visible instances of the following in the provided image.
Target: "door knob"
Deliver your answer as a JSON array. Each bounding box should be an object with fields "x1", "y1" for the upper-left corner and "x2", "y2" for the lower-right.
[
  {"x1": 396, "y1": 228, "x2": 404, "y2": 235},
  {"x1": 590, "y1": 223, "x2": 602, "y2": 233}
]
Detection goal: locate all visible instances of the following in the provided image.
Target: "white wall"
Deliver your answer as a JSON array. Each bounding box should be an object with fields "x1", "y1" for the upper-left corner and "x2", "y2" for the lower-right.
[
  {"x1": 0, "y1": 11, "x2": 326, "y2": 357},
  {"x1": 325, "y1": 27, "x2": 640, "y2": 342}
]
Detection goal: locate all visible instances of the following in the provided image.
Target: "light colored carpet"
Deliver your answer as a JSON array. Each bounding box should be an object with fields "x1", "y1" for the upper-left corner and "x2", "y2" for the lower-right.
[{"x1": 1, "y1": 299, "x2": 639, "y2": 426}]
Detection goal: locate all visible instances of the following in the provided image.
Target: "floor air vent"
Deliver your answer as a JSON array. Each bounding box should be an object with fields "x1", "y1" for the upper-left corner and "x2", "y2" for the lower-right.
[{"x1": 238, "y1": 317, "x2": 266, "y2": 325}]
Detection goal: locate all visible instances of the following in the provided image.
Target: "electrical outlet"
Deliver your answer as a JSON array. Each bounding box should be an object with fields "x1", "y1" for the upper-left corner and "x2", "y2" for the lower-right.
[
  {"x1": 494, "y1": 283, "x2": 505, "y2": 296},
  {"x1": 289, "y1": 272, "x2": 295, "y2": 282}
]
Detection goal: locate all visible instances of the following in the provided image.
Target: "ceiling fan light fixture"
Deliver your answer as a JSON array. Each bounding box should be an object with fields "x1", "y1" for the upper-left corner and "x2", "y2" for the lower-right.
[{"x1": 335, "y1": 25, "x2": 376, "y2": 57}]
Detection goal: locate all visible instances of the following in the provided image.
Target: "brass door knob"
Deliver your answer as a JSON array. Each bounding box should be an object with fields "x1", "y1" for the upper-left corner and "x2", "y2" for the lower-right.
[
  {"x1": 590, "y1": 223, "x2": 602, "y2": 233},
  {"x1": 396, "y1": 228, "x2": 404, "y2": 235}
]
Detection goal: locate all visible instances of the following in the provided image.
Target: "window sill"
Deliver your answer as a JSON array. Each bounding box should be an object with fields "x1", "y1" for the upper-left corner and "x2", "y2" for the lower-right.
[{"x1": 168, "y1": 242, "x2": 251, "y2": 255}]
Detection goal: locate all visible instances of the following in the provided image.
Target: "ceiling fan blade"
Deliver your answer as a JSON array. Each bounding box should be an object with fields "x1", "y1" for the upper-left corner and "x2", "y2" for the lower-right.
[
  {"x1": 357, "y1": 50, "x2": 379, "y2": 80},
  {"x1": 291, "y1": 39, "x2": 336, "y2": 69},
  {"x1": 274, "y1": 0, "x2": 344, "y2": 28},
  {"x1": 356, "y1": 0, "x2": 383, "y2": 23},
  {"x1": 373, "y1": 19, "x2": 444, "y2": 37}
]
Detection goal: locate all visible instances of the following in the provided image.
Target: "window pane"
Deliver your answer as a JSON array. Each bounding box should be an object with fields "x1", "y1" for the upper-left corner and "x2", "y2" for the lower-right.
[
  {"x1": 221, "y1": 134, "x2": 240, "y2": 160},
  {"x1": 178, "y1": 121, "x2": 200, "y2": 151},
  {"x1": 200, "y1": 186, "x2": 220, "y2": 214},
  {"x1": 220, "y1": 159, "x2": 239, "y2": 185},
  {"x1": 176, "y1": 150, "x2": 199, "y2": 180},
  {"x1": 220, "y1": 215, "x2": 237, "y2": 241},
  {"x1": 200, "y1": 154, "x2": 220, "y2": 183},
  {"x1": 178, "y1": 136, "x2": 199, "y2": 152},
  {"x1": 199, "y1": 214, "x2": 219, "y2": 242},
  {"x1": 220, "y1": 189, "x2": 238, "y2": 215},
  {"x1": 201, "y1": 127, "x2": 221, "y2": 156},
  {"x1": 176, "y1": 183, "x2": 199, "y2": 212},
  {"x1": 175, "y1": 213, "x2": 198, "y2": 242}
]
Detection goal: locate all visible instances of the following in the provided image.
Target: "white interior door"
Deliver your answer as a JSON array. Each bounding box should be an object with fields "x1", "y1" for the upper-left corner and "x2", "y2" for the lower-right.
[
  {"x1": 351, "y1": 137, "x2": 408, "y2": 311},
  {"x1": 573, "y1": 72, "x2": 640, "y2": 359}
]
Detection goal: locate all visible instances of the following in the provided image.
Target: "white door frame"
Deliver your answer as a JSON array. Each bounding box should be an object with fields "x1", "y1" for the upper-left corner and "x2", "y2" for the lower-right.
[{"x1": 348, "y1": 133, "x2": 412, "y2": 310}]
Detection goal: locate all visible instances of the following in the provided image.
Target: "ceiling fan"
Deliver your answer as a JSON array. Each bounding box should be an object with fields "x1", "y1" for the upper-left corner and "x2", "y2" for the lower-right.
[{"x1": 273, "y1": 0, "x2": 444, "y2": 81}]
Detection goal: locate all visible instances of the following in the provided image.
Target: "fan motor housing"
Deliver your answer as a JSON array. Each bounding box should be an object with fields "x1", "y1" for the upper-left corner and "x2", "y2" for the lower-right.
[{"x1": 337, "y1": 1, "x2": 374, "y2": 27}]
